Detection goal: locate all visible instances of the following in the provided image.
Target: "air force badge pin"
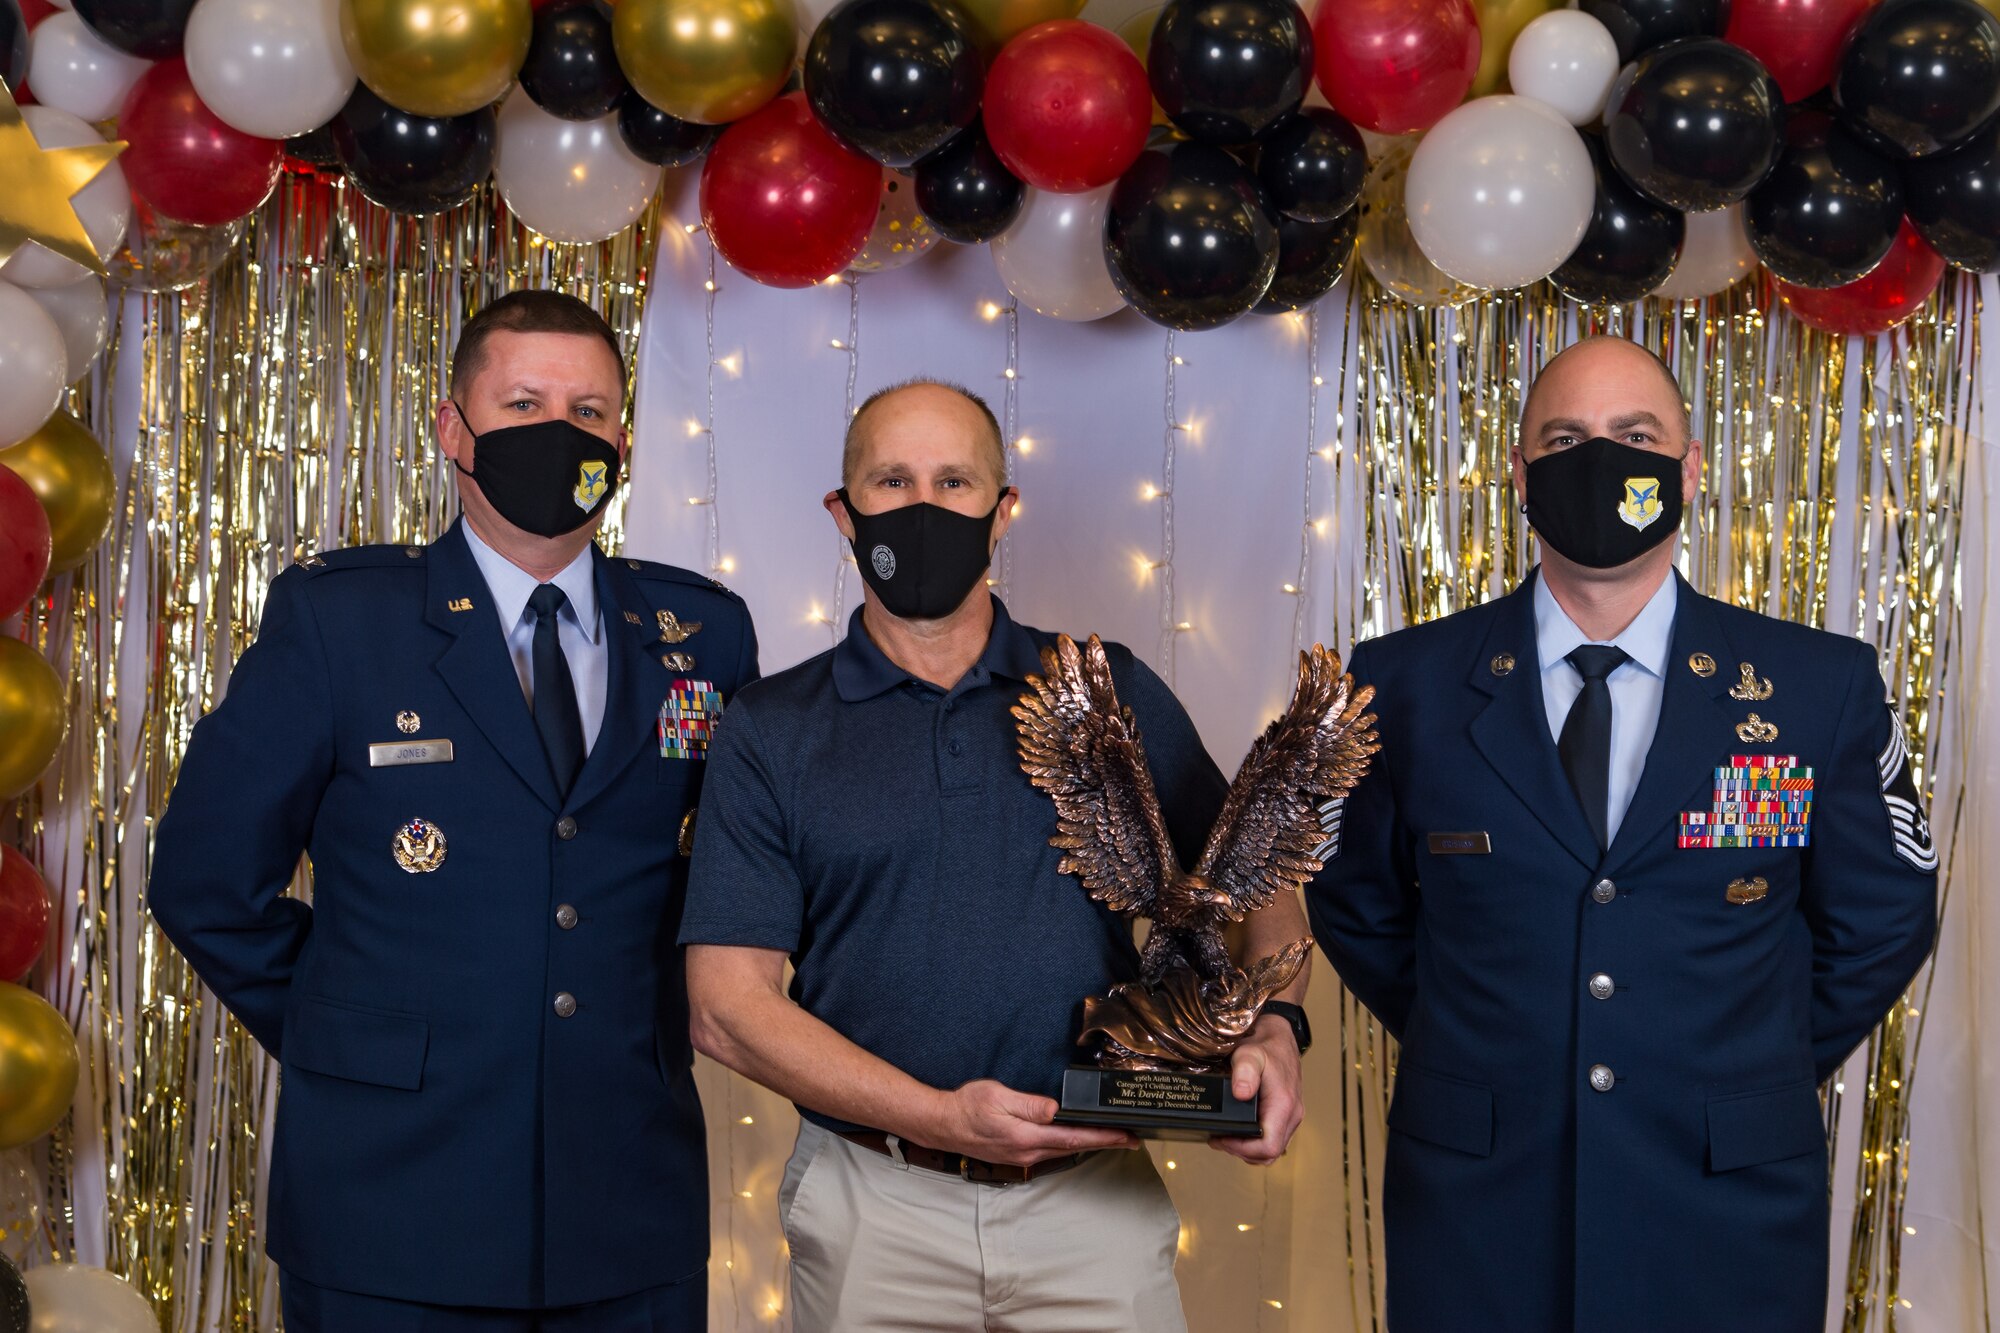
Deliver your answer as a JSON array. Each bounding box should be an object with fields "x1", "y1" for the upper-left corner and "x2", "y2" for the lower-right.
[
  {"x1": 392, "y1": 818, "x2": 446, "y2": 873},
  {"x1": 1618, "y1": 477, "x2": 1664, "y2": 531}
]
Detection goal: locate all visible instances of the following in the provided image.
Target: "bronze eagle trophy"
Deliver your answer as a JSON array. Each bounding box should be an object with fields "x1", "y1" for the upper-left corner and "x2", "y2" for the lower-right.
[{"x1": 1014, "y1": 634, "x2": 1378, "y2": 1134}]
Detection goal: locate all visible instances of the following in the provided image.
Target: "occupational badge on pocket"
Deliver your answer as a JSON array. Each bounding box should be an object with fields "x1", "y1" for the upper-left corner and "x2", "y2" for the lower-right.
[
  {"x1": 1726, "y1": 876, "x2": 1770, "y2": 905},
  {"x1": 660, "y1": 680, "x2": 723, "y2": 759},
  {"x1": 392, "y1": 817, "x2": 446, "y2": 873},
  {"x1": 1679, "y1": 754, "x2": 1813, "y2": 848}
]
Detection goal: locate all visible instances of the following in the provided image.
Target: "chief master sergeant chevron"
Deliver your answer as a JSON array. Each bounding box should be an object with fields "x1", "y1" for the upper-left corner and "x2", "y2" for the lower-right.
[
  {"x1": 1307, "y1": 336, "x2": 1937, "y2": 1332},
  {"x1": 148, "y1": 290, "x2": 757, "y2": 1331}
]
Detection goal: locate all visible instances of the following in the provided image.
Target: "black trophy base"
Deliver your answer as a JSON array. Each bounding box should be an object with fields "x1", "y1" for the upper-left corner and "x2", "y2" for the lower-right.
[{"x1": 1053, "y1": 1065, "x2": 1260, "y2": 1140}]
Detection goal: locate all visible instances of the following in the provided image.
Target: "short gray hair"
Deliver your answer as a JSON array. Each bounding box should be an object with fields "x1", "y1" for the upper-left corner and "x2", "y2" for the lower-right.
[{"x1": 843, "y1": 378, "x2": 1006, "y2": 486}]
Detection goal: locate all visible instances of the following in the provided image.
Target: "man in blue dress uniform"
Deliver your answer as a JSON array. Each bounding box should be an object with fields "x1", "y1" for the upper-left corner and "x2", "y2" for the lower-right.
[
  {"x1": 1308, "y1": 337, "x2": 1938, "y2": 1331},
  {"x1": 149, "y1": 291, "x2": 757, "y2": 1331}
]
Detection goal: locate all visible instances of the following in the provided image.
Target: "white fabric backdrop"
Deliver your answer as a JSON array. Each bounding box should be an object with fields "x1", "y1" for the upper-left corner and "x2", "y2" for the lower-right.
[{"x1": 624, "y1": 165, "x2": 2000, "y2": 1330}]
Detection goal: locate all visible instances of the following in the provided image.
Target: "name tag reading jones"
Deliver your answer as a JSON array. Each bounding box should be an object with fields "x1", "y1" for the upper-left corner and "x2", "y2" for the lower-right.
[
  {"x1": 368, "y1": 740, "x2": 455, "y2": 767},
  {"x1": 1427, "y1": 831, "x2": 1492, "y2": 855}
]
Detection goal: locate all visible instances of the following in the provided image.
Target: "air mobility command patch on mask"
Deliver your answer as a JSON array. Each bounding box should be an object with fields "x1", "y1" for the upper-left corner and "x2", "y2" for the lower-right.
[
  {"x1": 1679, "y1": 754, "x2": 1813, "y2": 848},
  {"x1": 1876, "y1": 712, "x2": 1937, "y2": 872},
  {"x1": 660, "y1": 680, "x2": 723, "y2": 759}
]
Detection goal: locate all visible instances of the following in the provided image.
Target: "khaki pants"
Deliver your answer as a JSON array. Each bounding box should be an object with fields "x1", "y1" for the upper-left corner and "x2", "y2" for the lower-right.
[{"x1": 779, "y1": 1119, "x2": 1189, "y2": 1333}]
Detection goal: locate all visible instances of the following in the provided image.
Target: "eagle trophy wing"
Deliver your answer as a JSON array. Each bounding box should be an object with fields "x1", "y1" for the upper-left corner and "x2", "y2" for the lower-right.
[
  {"x1": 1193, "y1": 645, "x2": 1379, "y2": 920},
  {"x1": 1012, "y1": 634, "x2": 1179, "y2": 917}
]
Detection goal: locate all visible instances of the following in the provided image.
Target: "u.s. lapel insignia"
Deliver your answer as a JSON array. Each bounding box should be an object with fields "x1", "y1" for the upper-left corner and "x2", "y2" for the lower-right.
[
  {"x1": 573, "y1": 460, "x2": 609, "y2": 511},
  {"x1": 392, "y1": 818, "x2": 447, "y2": 873},
  {"x1": 658, "y1": 610, "x2": 702, "y2": 644},
  {"x1": 1730, "y1": 662, "x2": 1773, "y2": 701},
  {"x1": 624, "y1": 610, "x2": 643, "y2": 625},
  {"x1": 1618, "y1": 476, "x2": 1665, "y2": 531},
  {"x1": 1689, "y1": 652, "x2": 1717, "y2": 678},
  {"x1": 396, "y1": 710, "x2": 421, "y2": 734},
  {"x1": 1490, "y1": 652, "x2": 1515, "y2": 677},
  {"x1": 1726, "y1": 876, "x2": 1770, "y2": 905},
  {"x1": 662, "y1": 651, "x2": 696, "y2": 671},
  {"x1": 447, "y1": 597, "x2": 473, "y2": 613},
  {"x1": 679, "y1": 808, "x2": 698, "y2": 857},
  {"x1": 1736, "y1": 713, "x2": 1780, "y2": 744}
]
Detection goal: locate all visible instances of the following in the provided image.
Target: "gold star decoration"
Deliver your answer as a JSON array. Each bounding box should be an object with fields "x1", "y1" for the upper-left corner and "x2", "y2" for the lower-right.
[{"x1": 0, "y1": 81, "x2": 126, "y2": 276}]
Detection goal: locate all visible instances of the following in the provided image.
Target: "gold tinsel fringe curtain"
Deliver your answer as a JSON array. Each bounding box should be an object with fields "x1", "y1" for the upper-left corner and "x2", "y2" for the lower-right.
[{"x1": 4, "y1": 163, "x2": 1976, "y2": 1332}]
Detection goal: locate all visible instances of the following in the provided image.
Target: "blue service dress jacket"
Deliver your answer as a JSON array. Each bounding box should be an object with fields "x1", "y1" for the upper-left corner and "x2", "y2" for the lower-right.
[
  {"x1": 147, "y1": 518, "x2": 757, "y2": 1309},
  {"x1": 1306, "y1": 570, "x2": 1937, "y2": 1332}
]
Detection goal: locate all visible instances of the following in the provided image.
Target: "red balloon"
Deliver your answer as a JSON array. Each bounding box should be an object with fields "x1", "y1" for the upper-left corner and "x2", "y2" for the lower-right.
[
  {"x1": 1724, "y1": 0, "x2": 1878, "y2": 103},
  {"x1": 983, "y1": 20, "x2": 1150, "y2": 193},
  {"x1": 1313, "y1": 0, "x2": 1479, "y2": 136},
  {"x1": 117, "y1": 59, "x2": 282, "y2": 227},
  {"x1": 18, "y1": 0, "x2": 57, "y2": 29},
  {"x1": 0, "y1": 464, "x2": 50, "y2": 624},
  {"x1": 0, "y1": 849, "x2": 50, "y2": 984},
  {"x1": 699, "y1": 92, "x2": 883, "y2": 289},
  {"x1": 1775, "y1": 220, "x2": 1948, "y2": 336}
]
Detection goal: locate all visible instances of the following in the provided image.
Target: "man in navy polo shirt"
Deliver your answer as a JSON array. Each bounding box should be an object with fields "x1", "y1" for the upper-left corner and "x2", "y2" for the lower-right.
[{"x1": 683, "y1": 379, "x2": 1310, "y2": 1332}]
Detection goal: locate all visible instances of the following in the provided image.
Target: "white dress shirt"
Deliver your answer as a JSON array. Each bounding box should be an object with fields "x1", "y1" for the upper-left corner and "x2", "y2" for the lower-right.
[
  {"x1": 462, "y1": 521, "x2": 608, "y2": 754},
  {"x1": 1534, "y1": 570, "x2": 1677, "y2": 843}
]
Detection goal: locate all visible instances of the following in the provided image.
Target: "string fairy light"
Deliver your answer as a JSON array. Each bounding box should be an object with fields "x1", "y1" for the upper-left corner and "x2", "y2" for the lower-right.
[
  {"x1": 1155, "y1": 331, "x2": 1191, "y2": 682},
  {"x1": 827, "y1": 273, "x2": 862, "y2": 640},
  {"x1": 1287, "y1": 308, "x2": 1322, "y2": 666},
  {"x1": 996, "y1": 295, "x2": 1021, "y2": 600}
]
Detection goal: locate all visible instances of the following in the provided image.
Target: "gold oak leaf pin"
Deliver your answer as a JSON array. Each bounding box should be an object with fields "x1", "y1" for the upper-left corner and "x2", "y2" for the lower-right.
[{"x1": 0, "y1": 82, "x2": 126, "y2": 276}]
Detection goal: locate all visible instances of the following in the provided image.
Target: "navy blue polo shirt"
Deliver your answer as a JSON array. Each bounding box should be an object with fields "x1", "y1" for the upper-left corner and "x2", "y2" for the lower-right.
[{"x1": 681, "y1": 597, "x2": 1227, "y2": 1135}]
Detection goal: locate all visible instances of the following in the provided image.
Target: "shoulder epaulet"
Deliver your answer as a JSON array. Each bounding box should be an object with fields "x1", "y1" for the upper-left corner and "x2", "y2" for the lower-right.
[
  {"x1": 618, "y1": 556, "x2": 745, "y2": 602},
  {"x1": 292, "y1": 542, "x2": 430, "y2": 574}
]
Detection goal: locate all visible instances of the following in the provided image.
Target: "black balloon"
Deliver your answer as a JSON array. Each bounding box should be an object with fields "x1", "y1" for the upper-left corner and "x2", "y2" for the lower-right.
[
  {"x1": 285, "y1": 123, "x2": 342, "y2": 168},
  {"x1": 1551, "y1": 132, "x2": 1684, "y2": 305},
  {"x1": 1255, "y1": 207, "x2": 1356, "y2": 313},
  {"x1": 1835, "y1": 0, "x2": 2000, "y2": 160},
  {"x1": 0, "y1": 1254, "x2": 23, "y2": 1333},
  {"x1": 1578, "y1": 0, "x2": 1730, "y2": 63},
  {"x1": 520, "y1": 1, "x2": 628, "y2": 121},
  {"x1": 1104, "y1": 142, "x2": 1279, "y2": 330},
  {"x1": 0, "y1": 0, "x2": 25, "y2": 97},
  {"x1": 1605, "y1": 38, "x2": 1784, "y2": 211},
  {"x1": 331, "y1": 85, "x2": 497, "y2": 216},
  {"x1": 914, "y1": 118, "x2": 1024, "y2": 243},
  {"x1": 616, "y1": 89, "x2": 719, "y2": 167},
  {"x1": 71, "y1": 0, "x2": 195, "y2": 58},
  {"x1": 1746, "y1": 111, "x2": 1901, "y2": 287},
  {"x1": 805, "y1": 0, "x2": 983, "y2": 168},
  {"x1": 1256, "y1": 108, "x2": 1364, "y2": 222},
  {"x1": 1904, "y1": 115, "x2": 2000, "y2": 270},
  {"x1": 1148, "y1": 0, "x2": 1314, "y2": 145}
]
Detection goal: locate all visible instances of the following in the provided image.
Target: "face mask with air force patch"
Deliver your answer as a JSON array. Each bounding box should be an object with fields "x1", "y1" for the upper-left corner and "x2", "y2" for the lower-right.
[
  {"x1": 838, "y1": 488, "x2": 1009, "y2": 620},
  {"x1": 451, "y1": 402, "x2": 621, "y2": 538},
  {"x1": 1524, "y1": 435, "x2": 1686, "y2": 569}
]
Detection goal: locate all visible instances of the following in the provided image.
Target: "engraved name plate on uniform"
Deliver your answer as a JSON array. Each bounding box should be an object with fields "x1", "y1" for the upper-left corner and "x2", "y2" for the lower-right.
[{"x1": 369, "y1": 740, "x2": 456, "y2": 767}]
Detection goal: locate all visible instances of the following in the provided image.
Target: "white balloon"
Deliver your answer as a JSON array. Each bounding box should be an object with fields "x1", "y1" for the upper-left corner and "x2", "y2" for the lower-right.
[
  {"x1": 0, "y1": 284, "x2": 68, "y2": 448},
  {"x1": 990, "y1": 185, "x2": 1126, "y2": 322},
  {"x1": 1652, "y1": 203, "x2": 1758, "y2": 299},
  {"x1": 184, "y1": 0, "x2": 356, "y2": 140},
  {"x1": 1508, "y1": 10, "x2": 1620, "y2": 126},
  {"x1": 26, "y1": 12, "x2": 150, "y2": 124},
  {"x1": 21, "y1": 1264, "x2": 158, "y2": 1333},
  {"x1": 28, "y1": 277, "x2": 110, "y2": 379},
  {"x1": 0, "y1": 106, "x2": 131, "y2": 290},
  {"x1": 494, "y1": 92, "x2": 662, "y2": 245},
  {"x1": 1405, "y1": 95, "x2": 1593, "y2": 291}
]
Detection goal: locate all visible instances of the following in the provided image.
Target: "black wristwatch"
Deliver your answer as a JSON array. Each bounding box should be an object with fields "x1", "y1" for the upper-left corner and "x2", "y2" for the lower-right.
[{"x1": 1260, "y1": 1001, "x2": 1312, "y2": 1056}]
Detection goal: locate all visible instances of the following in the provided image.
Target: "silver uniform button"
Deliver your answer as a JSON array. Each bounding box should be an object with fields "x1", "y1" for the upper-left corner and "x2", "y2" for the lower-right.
[
  {"x1": 1592, "y1": 879, "x2": 1616, "y2": 904},
  {"x1": 553, "y1": 992, "x2": 577, "y2": 1018},
  {"x1": 556, "y1": 816, "x2": 578, "y2": 840},
  {"x1": 1588, "y1": 973, "x2": 1615, "y2": 1001},
  {"x1": 555, "y1": 904, "x2": 578, "y2": 930},
  {"x1": 1589, "y1": 1064, "x2": 1615, "y2": 1093}
]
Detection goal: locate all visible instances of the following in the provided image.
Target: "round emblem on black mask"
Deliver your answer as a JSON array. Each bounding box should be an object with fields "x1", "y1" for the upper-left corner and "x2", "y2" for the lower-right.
[{"x1": 871, "y1": 545, "x2": 897, "y2": 579}]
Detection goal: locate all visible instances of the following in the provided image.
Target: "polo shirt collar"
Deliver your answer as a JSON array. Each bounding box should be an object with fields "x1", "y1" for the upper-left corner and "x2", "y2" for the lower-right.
[
  {"x1": 461, "y1": 517, "x2": 601, "y2": 644},
  {"x1": 1533, "y1": 564, "x2": 1676, "y2": 681},
  {"x1": 833, "y1": 596, "x2": 1043, "y2": 702}
]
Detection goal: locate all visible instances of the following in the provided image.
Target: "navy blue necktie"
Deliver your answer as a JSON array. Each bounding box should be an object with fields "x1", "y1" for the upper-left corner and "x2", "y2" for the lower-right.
[
  {"x1": 1559, "y1": 644, "x2": 1629, "y2": 850},
  {"x1": 527, "y1": 584, "x2": 584, "y2": 798}
]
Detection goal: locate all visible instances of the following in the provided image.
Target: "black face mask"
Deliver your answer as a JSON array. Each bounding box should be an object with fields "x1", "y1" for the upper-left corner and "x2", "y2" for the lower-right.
[
  {"x1": 1524, "y1": 436, "x2": 1685, "y2": 570},
  {"x1": 839, "y1": 488, "x2": 1008, "y2": 620},
  {"x1": 452, "y1": 403, "x2": 622, "y2": 539}
]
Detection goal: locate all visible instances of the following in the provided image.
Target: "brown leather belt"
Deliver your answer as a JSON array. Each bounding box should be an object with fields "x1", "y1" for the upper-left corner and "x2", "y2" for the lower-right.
[{"x1": 838, "y1": 1130, "x2": 1086, "y2": 1185}]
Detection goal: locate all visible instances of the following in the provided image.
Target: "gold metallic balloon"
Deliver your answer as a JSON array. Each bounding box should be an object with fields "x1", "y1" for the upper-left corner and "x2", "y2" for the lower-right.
[
  {"x1": 1470, "y1": 0, "x2": 1559, "y2": 98},
  {"x1": 0, "y1": 640, "x2": 65, "y2": 804},
  {"x1": 340, "y1": 0, "x2": 534, "y2": 120},
  {"x1": 0, "y1": 983, "x2": 78, "y2": 1148},
  {"x1": 958, "y1": 0, "x2": 1084, "y2": 51},
  {"x1": 0, "y1": 413, "x2": 114, "y2": 574},
  {"x1": 1357, "y1": 138, "x2": 1480, "y2": 307},
  {"x1": 1113, "y1": 5, "x2": 1173, "y2": 128},
  {"x1": 613, "y1": 0, "x2": 799, "y2": 126}
]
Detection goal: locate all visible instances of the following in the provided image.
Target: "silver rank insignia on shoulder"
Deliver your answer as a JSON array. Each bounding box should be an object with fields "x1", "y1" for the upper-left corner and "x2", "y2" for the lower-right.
[
  {"x1": 624, "y1": 611, "x2": 644, "y2": 625},
  {"x1": 392, "y1": 818, "x2": 446, "y2": 873},
  {"x1": 1730, "y1": 662, "x2": 1773, "y2": 701},
  {"x1": 396, "y1": 710, "x2": 421, "y2": 734},
  {"x1": 1689, "y1": 652, "x2": 1717, "y2": 678},
  {"x1": 1490, "y1": 653, "x2": 1515, "y2": 677},
  {"x1": 297, "y1": 553, "x2": 326, "y2": 569},
  {"x1": 1736, "y1": 713, "x2": 1780, "y2": 743},
  {"x1": 662, "y1": 651, "x2": 696, "y2": 671},
  {"x1": 1726, "y1": 876, "x2": 1769, "y2": 905},
  {"x1": 658, "y1": 610, "x2": 701, "y2": 643}
]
